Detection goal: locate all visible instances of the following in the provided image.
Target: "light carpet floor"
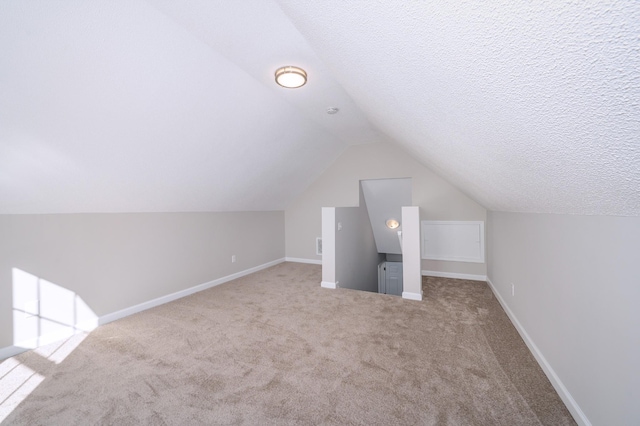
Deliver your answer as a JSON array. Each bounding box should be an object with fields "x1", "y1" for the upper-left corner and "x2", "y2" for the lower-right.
[{"x1": 1, "y1": 262, "x2": 575, "y2": 425}]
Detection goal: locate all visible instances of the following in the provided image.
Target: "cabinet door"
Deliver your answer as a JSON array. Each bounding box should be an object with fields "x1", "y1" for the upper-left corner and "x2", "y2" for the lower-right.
[{"x1": 385, "y1": 262, "x2": 403, "y2": 296}]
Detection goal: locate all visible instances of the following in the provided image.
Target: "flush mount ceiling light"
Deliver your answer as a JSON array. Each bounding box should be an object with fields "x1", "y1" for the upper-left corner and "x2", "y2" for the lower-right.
[
  {"x1": 275, "y1": 66, "x2": 307, "y2": 88},
  {"x1": 386, "y1": 219, "x2": 400, "y2": 229}
]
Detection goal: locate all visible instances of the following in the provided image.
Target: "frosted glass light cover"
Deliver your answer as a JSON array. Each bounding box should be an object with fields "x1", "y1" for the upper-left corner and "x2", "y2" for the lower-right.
[
  {"x1": 386, "y1": 219, "x2": 400, "y2": 229},
  {"x1": 275, "y1": 66, "x2": 307, "y2": 88}
]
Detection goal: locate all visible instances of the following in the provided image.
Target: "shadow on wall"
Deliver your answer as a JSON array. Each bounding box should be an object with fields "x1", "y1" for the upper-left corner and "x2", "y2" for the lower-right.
[{"x1": 0, "y1": 269, "x2": 98, "y2": 422}]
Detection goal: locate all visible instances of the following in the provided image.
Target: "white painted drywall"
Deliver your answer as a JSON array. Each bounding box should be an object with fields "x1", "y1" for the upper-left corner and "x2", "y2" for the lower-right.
[
  {"x1": 487, "y1": 211, "x2": 640, "y2": 426},
  {"x1": 321, "y1": 207, "x2": 336, "y2": 288},
  {"x1": 332, "y1": 189, "x2": 380, "y2": 292},
  {"x1": 401, "y1": 206, "x2": 422, "y2": 301},
  {"x1": 421, "y1": 221, "x2": 485, "y2": 263},
  {"x1": 0, "y1": 1, "x2": 384, "y2": 214},
  {"x1": 285, "y1": 142, "x2": 487, "y2": 276},
  {"x1": 0, "y1": 212, "x2": 284, "y2": 349},
  {"x1": 360, "y1": 178, "x2": 412, "y2": 254}
]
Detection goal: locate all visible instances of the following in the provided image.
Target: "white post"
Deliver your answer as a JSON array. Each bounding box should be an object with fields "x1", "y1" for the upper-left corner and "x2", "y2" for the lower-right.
[
  {"x1": 401, "y1": 206, "x2": 422, "y2": 301},
  {"x1": 321, "y1": 207, "x2": 337, "y2": 289}
]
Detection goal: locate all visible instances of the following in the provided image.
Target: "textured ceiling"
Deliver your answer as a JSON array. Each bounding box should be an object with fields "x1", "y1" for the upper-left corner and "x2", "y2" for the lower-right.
[
  {"x1": 1, "y1": 1, "x2": 639, "y2": 216},
  {"x1": 277, "y1": 0, "x2": 640, "y2": 216}
]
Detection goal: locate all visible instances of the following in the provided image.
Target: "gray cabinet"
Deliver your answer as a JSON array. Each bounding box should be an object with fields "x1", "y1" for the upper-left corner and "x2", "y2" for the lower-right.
[{"x1": 378, "y1": 261, "x2": 403, "y2": 296}]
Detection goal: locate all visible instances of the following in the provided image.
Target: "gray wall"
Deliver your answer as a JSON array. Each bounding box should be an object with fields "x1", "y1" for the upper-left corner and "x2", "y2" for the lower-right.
[
  {"x1": 0, "y1": 212, "x2": 284, "y2": 349},
  {"x1": 285, "y1": 142, "x2": 487, "y2": 276},
  {"x1": 360, "y1": 178, "x2": 412, "y2": 255},
  {"x1": 487, "y1": 211, "x2": 640, "y2": 426},
  {"x1": 334, "y1": 188, "x2": 380, "y2": 292}
]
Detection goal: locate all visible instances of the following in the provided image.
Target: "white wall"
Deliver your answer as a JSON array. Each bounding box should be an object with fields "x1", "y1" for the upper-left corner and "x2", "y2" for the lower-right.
[
  {"x1": 0, "y1": 212, "x2": 284, "y2": 350},
  {"x1": 487, "y1": 211, "x2": 640, "y2": 426},
  {"x1": 333, "y1": 188, "x2": 380, "y2": 292},
  {"x1": 285, "y1": 142, "x2": 487, "y2": 276}
]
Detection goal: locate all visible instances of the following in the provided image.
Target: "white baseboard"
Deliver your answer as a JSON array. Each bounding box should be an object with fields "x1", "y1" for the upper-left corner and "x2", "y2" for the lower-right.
[
  {"x1": 422, "y1": 270, "x2": 487, "y2": 282},
  {"x1": 0, "y1": 345, "x2": 28, "y2": 360},
  {"x1": 486, "y1": 277, "x2": 590, "y2": 426},
  {"x1": 1, "y1": 258, "x2": 288, "y2": 360},
  {"x1": 2, "y1": 323, "x2": 101, "y2": 361},
  {"x1": 285, "y1": 257, "x2": 322, "y2": 265},
  {"x1": 402, "y1": 291, "x2": 423, "y2": 301},
  {"x1": 99, "y1": 258, "x2": 286, "y2": 326},
  {"x1": 321, "y1": 281, "x2": 336, "y2": 289}
]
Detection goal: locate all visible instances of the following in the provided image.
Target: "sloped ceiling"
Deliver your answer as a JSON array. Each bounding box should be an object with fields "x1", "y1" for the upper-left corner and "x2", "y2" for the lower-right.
[
  {"x1": 0, "y1": 0, "x2": 385, "y2": 213},
  {"x1": 1, "y1": 1, "x2": 639, "y2": 216},
  {"x1": 277, "y1": 0, "x2": 640, "y2": 216}
]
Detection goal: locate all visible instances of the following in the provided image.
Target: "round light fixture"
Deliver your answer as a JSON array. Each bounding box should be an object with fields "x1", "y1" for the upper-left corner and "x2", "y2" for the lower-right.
[
  {"x1": 386, "y1": 219, "x2": 400, "y2": 229},
  {"x1": 275, "y1": 66, "x2": 307, "y2": 88}
]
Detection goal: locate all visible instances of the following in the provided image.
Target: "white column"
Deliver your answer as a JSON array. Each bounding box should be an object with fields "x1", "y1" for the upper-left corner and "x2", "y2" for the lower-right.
[
  {"x1": 321, "y1": 207, "x2": 337, "y2": 289},
  {"x1": 401, "y1": 206, "x2": 422, "y2": 301}
]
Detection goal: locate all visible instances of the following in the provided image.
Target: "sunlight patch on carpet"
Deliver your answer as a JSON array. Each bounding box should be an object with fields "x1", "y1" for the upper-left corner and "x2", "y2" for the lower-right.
[
  {"x1": 0, "y1": 359, "x2": 45, "y2": 423},
  {"x1": 0, "y1": 333, "x2": 89, "y2": 422}
]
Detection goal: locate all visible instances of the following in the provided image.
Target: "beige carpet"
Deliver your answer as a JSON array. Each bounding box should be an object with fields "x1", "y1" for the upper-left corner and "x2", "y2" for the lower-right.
[{"x1": 1, "y1": 262, "x2": 575, "y2": 425}]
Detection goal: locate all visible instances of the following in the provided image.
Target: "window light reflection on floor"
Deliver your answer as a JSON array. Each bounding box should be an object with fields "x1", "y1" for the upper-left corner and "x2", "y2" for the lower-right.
[{"x1": 0, "y1": 268, "x2": 98, "y2": 422}]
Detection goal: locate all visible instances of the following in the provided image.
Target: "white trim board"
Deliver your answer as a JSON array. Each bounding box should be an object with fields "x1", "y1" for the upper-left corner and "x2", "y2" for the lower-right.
[
  {"x1": 486, "y1": 277, "x2": 590, "y2": 426},
  {"x1": 0, "y1": 258, "x2": 286, "y2": 360},
  {"x1": 422, "y1": 270, "x2": 487, "y2": 282},
  {"x1": 321, "y1": 281, "x2": 337, "y2": 289},
  {"x1": 0, "y1": 345, "x2": 27, "y2": 360},
  {"x1": 99, "y1": 258, "x2": 286, "y2": 326},
  {"x1": 285, "y1": 257, "x2": 322, "y2": 265},
  {"x1": 402, "y1": 291, "x2": 423, "y2": 301}
]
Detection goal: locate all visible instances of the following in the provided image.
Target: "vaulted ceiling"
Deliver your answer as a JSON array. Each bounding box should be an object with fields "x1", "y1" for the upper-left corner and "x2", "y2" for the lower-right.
[{"x1": 1, "y1": 1, "x2": 638, "y2": 215}]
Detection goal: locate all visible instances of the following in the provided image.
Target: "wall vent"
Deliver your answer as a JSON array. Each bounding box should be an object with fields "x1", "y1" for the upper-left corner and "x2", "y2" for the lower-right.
[{"x1": 316, "y1": 237, "x2": 322, "y2": 255}]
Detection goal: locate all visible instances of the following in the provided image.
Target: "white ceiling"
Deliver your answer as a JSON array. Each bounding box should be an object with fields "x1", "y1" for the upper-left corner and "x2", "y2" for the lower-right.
[
  {"x1": 0, "y1": 0, "x2": 385, "y2": 213},
  {"x1": 277, "y1": 0, "x2": 640, "y2": 216},
  {"x1": 1, "y1": 1, "x2": 638, "y2": 216}
]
